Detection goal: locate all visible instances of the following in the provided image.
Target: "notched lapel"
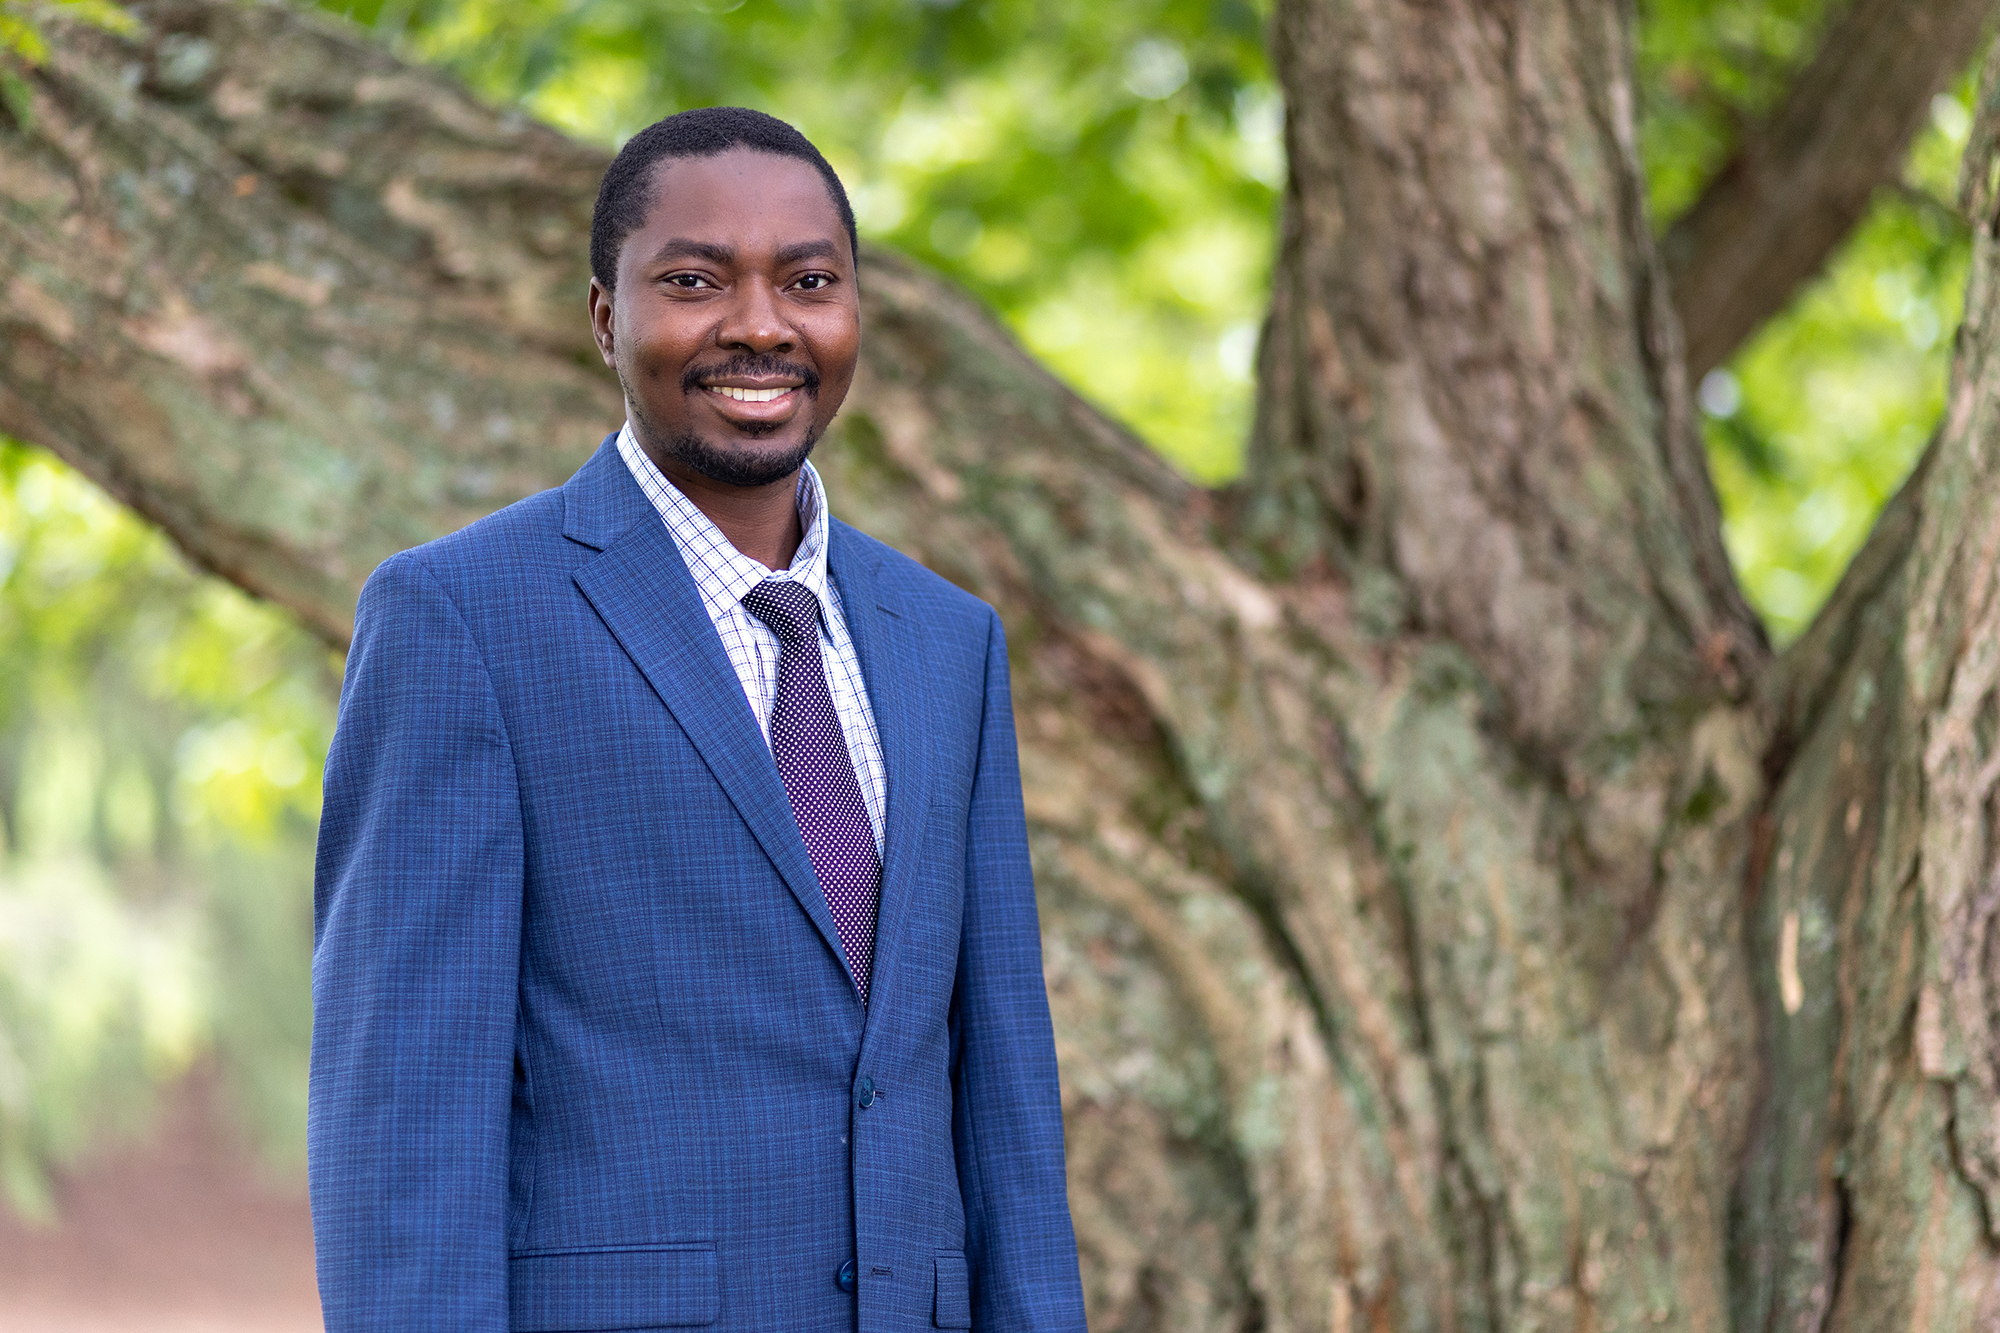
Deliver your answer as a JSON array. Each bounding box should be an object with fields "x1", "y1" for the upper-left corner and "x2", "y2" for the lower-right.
[
  {"x1": 572, "y1": 508, "x2": 850, "y2": 978},
  {"x1": 832, "y1": 528, "x2": 937, "y2": 1034}
]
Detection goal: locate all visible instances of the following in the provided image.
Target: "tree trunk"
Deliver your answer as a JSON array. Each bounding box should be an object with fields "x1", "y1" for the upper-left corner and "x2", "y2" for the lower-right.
[{"x1": 6, "y1": 0, "x2": 2000, "y2": 1328}]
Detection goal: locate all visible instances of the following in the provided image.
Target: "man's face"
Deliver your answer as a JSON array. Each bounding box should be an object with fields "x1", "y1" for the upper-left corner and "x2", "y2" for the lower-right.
[{"x1": 589, "y1": 148, "x2": 860, "y2": 490}]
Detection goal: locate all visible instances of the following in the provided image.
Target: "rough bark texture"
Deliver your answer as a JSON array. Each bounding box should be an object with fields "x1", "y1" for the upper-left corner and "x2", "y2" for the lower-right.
[
  {"x1": 1661, "y1": 0, "x2": 1996, "y2": 383},
  {"x1": 7, "y1": 0, "x2": 2000, "y2": 1328}
]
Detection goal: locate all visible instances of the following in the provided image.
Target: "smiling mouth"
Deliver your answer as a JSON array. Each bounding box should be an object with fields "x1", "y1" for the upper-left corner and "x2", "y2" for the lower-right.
[
  {"x1": 704, "y1": 385, "x2": 797, "y2": 403},
  {"x1": 684, "y1": 355, "x2": 821, "y2": 406}
]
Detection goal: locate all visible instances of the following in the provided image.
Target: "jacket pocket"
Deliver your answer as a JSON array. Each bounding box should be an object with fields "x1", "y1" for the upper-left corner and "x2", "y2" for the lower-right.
[
  {"x1": 509, "y1": 1244, "x2": 718, "y2": 1330},
  {"x1": 933, "y1": 1251, "x2": 971, "y2": 1328}
]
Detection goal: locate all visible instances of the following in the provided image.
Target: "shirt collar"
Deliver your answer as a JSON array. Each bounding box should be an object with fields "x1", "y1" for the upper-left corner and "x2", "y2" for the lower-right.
[{"x1": 616, "y1": 422, "x2": 834, "y2": 626}]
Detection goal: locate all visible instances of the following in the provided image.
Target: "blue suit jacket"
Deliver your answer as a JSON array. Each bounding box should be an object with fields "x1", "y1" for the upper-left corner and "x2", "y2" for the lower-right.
[{"x1": 309, "y1": 437, "x2": 1086, "y2": 1332}]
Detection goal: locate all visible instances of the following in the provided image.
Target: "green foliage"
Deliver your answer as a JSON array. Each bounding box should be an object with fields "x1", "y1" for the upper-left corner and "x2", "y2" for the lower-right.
[
  {"x1": 1637, "y1": 0, "x2": 1974, "y2": 639},
  {"x1": 0, "y1": 441, "x2": 328, "y2": 1208},
  {"x1": 1705, "y1": 173, "x2": 1967, "y2": 638},
  {"x1": 1637, "y1": 0, "x2": 1837, "y2": 225}
]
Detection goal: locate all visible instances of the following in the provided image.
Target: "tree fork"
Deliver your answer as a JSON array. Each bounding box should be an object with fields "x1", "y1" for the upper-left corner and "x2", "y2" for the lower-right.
[{"x1": 7, "y1": 0, "x2": 2000, "y2": 1328}]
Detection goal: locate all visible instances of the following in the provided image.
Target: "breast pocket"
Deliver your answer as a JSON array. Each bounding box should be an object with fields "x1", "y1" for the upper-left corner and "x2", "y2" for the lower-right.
[
  {"x1": 933, "y1": 1251, "x2": 971, "y2": 1328},
  {"x1": 509, "y1": 1244, "x2": 718, "y2": 1330}
]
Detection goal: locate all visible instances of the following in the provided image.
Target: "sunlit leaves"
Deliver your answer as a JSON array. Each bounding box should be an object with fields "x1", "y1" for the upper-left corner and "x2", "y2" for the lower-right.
[
  {"x1": 1689, "y1": 75, "x2": 1974, "y2": 639},
  {"x1": 1637, "y1": 0, "x2": 1837, "y2": 224},
  {"x1": 0, "y1": 856, "x2": 207, "y2": 1217},
  {"x1": 0, "y1": 440, "x2": 331, "y2": 1195}
]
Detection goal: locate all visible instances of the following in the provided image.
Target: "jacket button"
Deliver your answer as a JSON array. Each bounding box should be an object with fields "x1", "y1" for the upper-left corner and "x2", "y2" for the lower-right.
[
  {"x1": 837, "y1": 1259, "x2": 857, "y2": 1293},
  {"x1": 857, "y1": 1077, "x2": 876, "y2": 1109}
]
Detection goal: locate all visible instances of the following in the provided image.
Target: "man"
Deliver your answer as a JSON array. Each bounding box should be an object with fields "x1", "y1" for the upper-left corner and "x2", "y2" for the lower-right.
[{"x1": 309, "y1": 107, "x2": 1087, "y2": 1333}]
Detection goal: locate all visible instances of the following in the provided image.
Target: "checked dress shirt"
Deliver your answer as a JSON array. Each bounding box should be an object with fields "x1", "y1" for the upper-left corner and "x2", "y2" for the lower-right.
[{"x1": 616, "y1": 422, "x2": 887, "y2": 852}]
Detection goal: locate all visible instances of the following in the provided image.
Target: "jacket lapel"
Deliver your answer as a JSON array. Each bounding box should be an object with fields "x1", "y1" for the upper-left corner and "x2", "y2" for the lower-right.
[
  {"x1": 564, "y1": 441, "x2": 849, "y2": 980},
  {"x1": 829, "y1": 523, "x2": 936, "y2": 1029}
]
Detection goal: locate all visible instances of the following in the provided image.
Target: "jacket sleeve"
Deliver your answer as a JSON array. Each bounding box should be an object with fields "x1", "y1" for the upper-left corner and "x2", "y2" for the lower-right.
[
  {"x1": 950, "y1": 610, "x2": 1089, "y2": 1332},
  {"x1": 309, "y1": 551, "x2": 525, "y2": 1332}
]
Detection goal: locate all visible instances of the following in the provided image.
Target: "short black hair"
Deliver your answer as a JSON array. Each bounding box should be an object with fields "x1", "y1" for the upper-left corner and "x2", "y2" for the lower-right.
[{"x1": 590, "y1": 106, "x2": 858, "y2": 291}]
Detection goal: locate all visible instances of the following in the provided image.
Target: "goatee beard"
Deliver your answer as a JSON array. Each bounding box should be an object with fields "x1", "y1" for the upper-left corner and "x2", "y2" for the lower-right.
[{"x1": 653, "y1": 425, "x2": 820, "y2": 489}]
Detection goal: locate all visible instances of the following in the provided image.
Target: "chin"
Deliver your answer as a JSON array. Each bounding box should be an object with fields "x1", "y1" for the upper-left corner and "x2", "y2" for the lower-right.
[{"x1": 664, "y1": 427, "x2": 819, "y2": 489}]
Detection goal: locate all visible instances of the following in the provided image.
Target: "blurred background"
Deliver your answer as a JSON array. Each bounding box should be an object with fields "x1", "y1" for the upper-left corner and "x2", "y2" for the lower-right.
[{"x1": 0, "y1": 0, "x2": 1977, "y2": 1324}]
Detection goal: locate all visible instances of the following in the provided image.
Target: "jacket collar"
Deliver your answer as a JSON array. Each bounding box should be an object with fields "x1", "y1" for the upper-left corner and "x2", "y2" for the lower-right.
[{"x1": 562, "y1": 434, "x2": 652, "y2": 552}]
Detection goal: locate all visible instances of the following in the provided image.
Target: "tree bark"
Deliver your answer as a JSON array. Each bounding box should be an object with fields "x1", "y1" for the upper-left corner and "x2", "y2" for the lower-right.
[
  {"x1": 6, "y1": 0, "x2": 2000, "y2": 1328},
  {"x1": 1661, "y1": 0, "x2": 1996, "y2": 383}
]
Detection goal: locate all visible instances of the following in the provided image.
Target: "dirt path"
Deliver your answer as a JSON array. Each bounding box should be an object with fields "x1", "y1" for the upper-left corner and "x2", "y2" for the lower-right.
[{"x1": 0, "y1": 1076, "x2": 321, "y2": 1332}]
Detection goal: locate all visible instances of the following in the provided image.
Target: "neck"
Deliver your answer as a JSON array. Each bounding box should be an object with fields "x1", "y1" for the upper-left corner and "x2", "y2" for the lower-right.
[{"x1": 643, "y1": 447, "x2": 805, "y2": 571}]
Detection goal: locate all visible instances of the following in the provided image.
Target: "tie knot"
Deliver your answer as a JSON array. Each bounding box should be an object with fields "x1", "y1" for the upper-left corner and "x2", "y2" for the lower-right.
[{"x1": 742, "y1": 579, "x2": 821, "y2": 646}]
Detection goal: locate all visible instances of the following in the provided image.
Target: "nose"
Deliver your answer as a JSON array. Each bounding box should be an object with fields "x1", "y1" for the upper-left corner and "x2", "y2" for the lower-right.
[{"x1": 716, "y1": 276, "x2": 796, "y2": 355}]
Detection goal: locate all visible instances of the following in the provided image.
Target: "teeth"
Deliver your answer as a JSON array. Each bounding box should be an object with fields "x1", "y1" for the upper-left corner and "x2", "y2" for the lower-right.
[{"x1": 707, "y1": 386, "x2": 793, "y2": 402}]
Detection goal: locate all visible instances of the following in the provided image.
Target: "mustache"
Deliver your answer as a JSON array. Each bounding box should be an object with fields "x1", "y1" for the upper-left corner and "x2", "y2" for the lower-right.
[{"x1": 681, "y1": 355, "x2": 822, "y2": 396}]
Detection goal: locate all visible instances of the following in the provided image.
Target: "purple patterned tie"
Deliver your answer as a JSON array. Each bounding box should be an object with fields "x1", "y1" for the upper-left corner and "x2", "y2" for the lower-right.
[{"x1": 741, "y1": 579, "x2": 881, "y2": 1001}]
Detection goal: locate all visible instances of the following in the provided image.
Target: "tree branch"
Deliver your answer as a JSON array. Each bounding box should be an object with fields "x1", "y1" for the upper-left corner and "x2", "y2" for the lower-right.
[{"x1": 1661, "y1": 0, "x2": 1993, "y2": 382}]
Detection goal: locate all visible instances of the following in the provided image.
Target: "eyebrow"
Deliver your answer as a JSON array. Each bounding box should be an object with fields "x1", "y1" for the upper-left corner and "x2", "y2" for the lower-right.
[
  {"x1": 647, "y1": 239, "x2": 735, "y2": 266},
  {"x1": 645, "y1": 237, "x2": 842, "y2": 269},
  {"x1": 773, "y1": 239, "x2": 841, "y2": 266}
]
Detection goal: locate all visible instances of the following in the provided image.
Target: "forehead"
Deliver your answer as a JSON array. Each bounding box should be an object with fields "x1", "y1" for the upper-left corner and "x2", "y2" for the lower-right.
[{"x1": 631, "y1": 148, "x2": 844, "y2": 253}]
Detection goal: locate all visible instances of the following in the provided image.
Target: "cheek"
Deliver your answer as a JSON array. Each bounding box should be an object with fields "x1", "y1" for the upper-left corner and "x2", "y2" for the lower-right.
[
  {"x1": 809, "y1": 311, "x2": 862, "y2": 384},
  {"x1": 621, "y1": 306, "x2": 703, "y2": 374}
]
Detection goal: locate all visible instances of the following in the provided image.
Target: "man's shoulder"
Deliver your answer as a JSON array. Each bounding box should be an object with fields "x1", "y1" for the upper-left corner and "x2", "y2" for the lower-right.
[
  {"x1": 362, "y1": 485, "x2": 576, "y2": 612},
  {"x1": 365, "y1": 435, "x2": 645, "y2": 605}
]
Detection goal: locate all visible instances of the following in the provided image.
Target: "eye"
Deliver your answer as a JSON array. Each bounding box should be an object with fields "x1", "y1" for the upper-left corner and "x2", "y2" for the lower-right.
[
  {"x1": 663, "y1": 272, "x2": 713, "y2": 290},
  {"x1": 793, "y1": 272, "x2": 836, "y2": 291}
]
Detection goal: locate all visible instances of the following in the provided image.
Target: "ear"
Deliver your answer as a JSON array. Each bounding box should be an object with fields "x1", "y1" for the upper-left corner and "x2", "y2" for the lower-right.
[{"x1": 587, "y1": 277, "x2": 617, "y2": 367}]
